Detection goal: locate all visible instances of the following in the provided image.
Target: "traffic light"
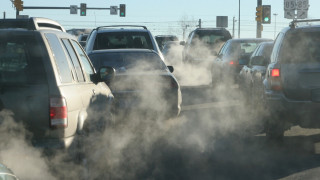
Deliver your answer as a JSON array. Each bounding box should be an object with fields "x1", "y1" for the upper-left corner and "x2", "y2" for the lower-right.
[
  {"x1": 255, "y1": 6, "x2": 262, "y2": 22},
  {"x1": 14, "y1": 0, "x2": 23, "y2": 11},
  {"x1": 262, "y1": 5, "x2": 271, "y2": 24},
  {"x1": 120, "y1": 4, "x2": 126, "y2": 17},
  {"x1": 80, "y1": 3, "x2": 86, "y2": 16}
]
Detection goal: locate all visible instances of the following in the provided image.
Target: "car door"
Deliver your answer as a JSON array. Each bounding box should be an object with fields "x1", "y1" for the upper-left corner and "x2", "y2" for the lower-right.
[{"x1": 71, "y1": 40, "x2": 113, "y2": 119}]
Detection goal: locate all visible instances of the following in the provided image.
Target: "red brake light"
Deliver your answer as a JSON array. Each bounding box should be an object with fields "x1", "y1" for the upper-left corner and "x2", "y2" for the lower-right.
[
  {"x1": 229, "y1": 61, "x2": 234, "y2": 65},
  {"x1": 271, "y1": 69, "x2": 280, "y2": 77},
  {"x1": 270, "y1": 68, "x2": 281, "y2": 91},
  {"x1": 50, "y1": 97, "x2": 68, "y2": 128}
]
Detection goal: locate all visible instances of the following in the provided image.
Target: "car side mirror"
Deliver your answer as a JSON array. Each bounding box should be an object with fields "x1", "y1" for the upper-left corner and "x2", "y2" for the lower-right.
[
  {"x1": 99, "y1": 66, "x2": 115, "y2": 85},
  {"x1": 167, "y1": 66, "x2": 174, "y2": 73},
  {"x1": 251, "y1": 56, "x2": 265, "y2": 66},
  {"x1": 180, "y1": 41, "x2": 185, "y2": 46}
]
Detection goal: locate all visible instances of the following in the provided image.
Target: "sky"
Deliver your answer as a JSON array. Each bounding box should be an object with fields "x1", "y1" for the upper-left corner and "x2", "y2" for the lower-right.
[{"x1": 1, "y1": 0, "x2": 319, "y2": 40}]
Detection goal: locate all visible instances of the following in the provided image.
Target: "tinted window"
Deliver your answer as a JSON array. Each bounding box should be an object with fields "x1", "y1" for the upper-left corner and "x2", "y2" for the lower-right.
[
  {"x1": 271, "y1": 33, "x2": 284, "y2": 63},
  {"x1": 93, "y1": 32, "x2": 153, "y2": 50},
  {"x1": 0, "y1": 34, "x2": 46, "y2": 84},
  {"x1": 227, "y1": 41, "x2": 261, "y2": 56},
  {"x1": 89, "y1": 52, "x2": 167, "y2": 71},
  {"x1": 280, "y1": 31, "x2": 320, "y2": 63},
  {"x1": 71, "y1": 40, "x2": 94, "y2": 81},
  {"x1": 62, "y1": 39, "x2": 85, "y2": 82},
  {"x1": 45, "y1": 33, "x2": 73, "y2": 83}
]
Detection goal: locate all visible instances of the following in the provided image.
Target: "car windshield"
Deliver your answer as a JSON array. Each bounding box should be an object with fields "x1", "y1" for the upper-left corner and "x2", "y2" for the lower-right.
[
  {"x1": 89, "y1": 51, "x2": 167, "y2": 72},
  {"x1": 93, "y1": 31, "x2": 154, "y2": 50},
  {"x1": 280, "y1": 31, "x2": 320, "y2": 63},
  {"x1": 0, "y1": 34, "x2": 46, "y2": 84}
]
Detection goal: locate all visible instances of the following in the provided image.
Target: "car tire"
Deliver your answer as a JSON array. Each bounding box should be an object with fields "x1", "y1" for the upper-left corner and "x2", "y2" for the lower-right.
[{"x1": 265, "y1": 118, "x2": 285, "y2": 141}]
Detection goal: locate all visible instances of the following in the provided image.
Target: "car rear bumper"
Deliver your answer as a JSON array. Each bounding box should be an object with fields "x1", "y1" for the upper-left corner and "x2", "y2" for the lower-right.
[
  {"x1": 113, "y1": 89, "x2": 182, "y2": 118},
  {"x1": 32, "y1": 135, "x2": 75, "y2": 149},
  {"x1": 264, "y1": 90, "x2": 320, "y2": 127}
]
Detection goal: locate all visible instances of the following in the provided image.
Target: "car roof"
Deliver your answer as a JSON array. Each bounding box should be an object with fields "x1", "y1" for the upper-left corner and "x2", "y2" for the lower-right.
[
  {"x1": 280, "y1": 24, "x2": 320, "y2": 34},
  {"x1": 0, "y1": 17, "x2": 65, "y2": 32},
  {"x1": 89, "y1": 48, "x2": 157, "y2": 54},
  {"x1": 93, "y1": 25, "x2": 149, "y2": 33},
  {"x1": 195, "y1": 28, "x2": 227, "y2": 31},
  {"x1": 227, "y1": 38, "x2": 273, "y2": 42}
]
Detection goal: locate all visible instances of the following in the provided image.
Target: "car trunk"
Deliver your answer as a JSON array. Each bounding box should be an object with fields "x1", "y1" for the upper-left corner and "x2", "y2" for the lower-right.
[
  {"x1": 282, "y1": 63, "x2": 320, "y2": 101},
  {"x1": 0, "y1": 84, "x2": 49, "y2": 139}
]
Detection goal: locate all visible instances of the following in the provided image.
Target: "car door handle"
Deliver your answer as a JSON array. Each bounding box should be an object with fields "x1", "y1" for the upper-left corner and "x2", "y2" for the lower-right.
[{"x1": 92, "y1": 89, "x2": 96, "y2": 95}]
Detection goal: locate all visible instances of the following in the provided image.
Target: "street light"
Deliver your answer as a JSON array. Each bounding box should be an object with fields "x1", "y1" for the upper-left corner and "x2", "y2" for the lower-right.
[{"x1": 273, "y1": 13, "x2": 278, "y2": 39}]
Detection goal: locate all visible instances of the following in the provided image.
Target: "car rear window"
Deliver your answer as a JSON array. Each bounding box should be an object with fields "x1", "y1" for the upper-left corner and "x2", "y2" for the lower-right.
[
  {"x1": 192, "y1": 30, "x2": 231, "y2": 45},
  {"x1": 227, "y1": 42, "x2": 261, "y2": 56},
  {"x1": 93, "y1": 31, "x2": 154, "y2": 50},
  {"x1": 89, "y1": 52, "x2": 167, "y2": 71},
  {"x1": 0, "y1": 33, "x2": 46, "y2": 84},
  {"x1": 280, "y1": 31, "x2": 320, "y2": 63}
]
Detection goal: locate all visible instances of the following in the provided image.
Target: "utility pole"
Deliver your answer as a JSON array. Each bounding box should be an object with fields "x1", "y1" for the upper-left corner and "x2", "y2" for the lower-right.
[
  {"x1": 238, "y1": 0, "x2": 240, "y2": 38},
  {"x1": 273, "y1": 13, "x2": 278, "y2": 39},
  {"x1": 3, "y1": 11, "x2": 5, "y2": 19},
  {"x1": 198, "y1": 19, "x2": 202, "y2": 28},
  {"x1": 232, "y1": 17, "x2": 237, "y2": 38},
  {"x1": 257, "y1": 0, "x2": 262, "y2": 38},
  {"x1": 183, "y1": 25, "x2": 189, "y2": 41}
]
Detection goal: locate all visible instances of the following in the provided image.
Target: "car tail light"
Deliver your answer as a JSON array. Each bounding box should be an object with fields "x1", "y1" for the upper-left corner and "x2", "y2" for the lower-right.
[
  {"x1": 50, "y1": 97, "x2": 68, "y2": 128},
  {"x1": 270, "y1": 68, "x2": 282, "y2": 91},
  {"x1": 229, "y1": 60, "x2": 239, "y2": 65}
]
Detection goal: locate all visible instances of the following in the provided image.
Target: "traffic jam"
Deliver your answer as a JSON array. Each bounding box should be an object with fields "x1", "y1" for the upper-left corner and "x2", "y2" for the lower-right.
[{"x1": 1, "y1": 0, "x2": 320, "y2": 179}]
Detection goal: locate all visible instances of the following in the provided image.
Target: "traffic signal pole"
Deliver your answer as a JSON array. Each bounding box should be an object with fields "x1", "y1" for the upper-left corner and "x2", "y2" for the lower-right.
[{"x1": 257, "y1": 0, "x2": 262, "y2": 38}]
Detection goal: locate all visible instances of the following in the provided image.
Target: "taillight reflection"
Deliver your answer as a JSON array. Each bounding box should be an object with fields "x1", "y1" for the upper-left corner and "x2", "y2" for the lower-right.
[
  {"x1": 270, "y1": 68, "x2": 281, "y2": 91},
  {"x1": 50, "y1": 97, "x2": 68, "y2": 128}
]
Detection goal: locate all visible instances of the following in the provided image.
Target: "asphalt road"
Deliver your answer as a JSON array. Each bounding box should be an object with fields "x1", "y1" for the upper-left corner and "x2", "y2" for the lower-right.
[{"x1": 161, "y1": 84, "x2": 320, "y2": 180}]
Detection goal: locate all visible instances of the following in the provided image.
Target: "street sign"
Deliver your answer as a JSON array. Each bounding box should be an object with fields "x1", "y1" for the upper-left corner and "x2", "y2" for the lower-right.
[
  {"x1": 283, "y1": 0, "x2": 309, "y2": 19},
  {"x1": 297, "y1": 9, "x2": 308, "y2": 19},
  {"x1": 296, "y1": 0, "x2": 309, "y2": 10},
  {"x1": 110, "y1": 6, "x2": 117, "y2": 15},
  {"x1": 216, "y1": 16, "x2": 228, "y2": 28},
  {"x1": 284, "y1": 0, "x2": 296, "y2": 10},
  {"x1": 70, "y1": 5, "x2": 77, "y2": 14},
  {"x1": 284, "y1": 10, "x2": 295, "y2": 19}
]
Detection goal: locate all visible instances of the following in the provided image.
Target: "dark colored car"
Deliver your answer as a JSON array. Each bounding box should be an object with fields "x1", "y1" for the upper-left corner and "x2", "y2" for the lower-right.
[
  {"x1": 85, "y1": 25, "x2": 165, "y2": 61},
  {"x1": 211, "y1": 38, "x2": 273, "y2": 85},
  {"x1": 263, "y1": 20, "x2": 320, "y2": 139},
  {"x1": 239, "y1": 41, "x2": 274, "y2": 104},
  {"x1": 0, "y1": 18, "x2": 114, "y2": 149},
  {"x1": 88, "y1": 49, "x2": 182, "y2": 119},
  {"x1": 182, "y1": 28, "x2": 232, "y2": 65},
  {"x1": 155, "y1": 35, "x2": 179, "y2": 51}
]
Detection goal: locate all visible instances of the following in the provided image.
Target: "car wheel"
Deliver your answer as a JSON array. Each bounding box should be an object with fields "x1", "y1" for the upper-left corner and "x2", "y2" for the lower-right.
[{"x1": 265, "y1": 118, "x2": 285, "y2": 141}]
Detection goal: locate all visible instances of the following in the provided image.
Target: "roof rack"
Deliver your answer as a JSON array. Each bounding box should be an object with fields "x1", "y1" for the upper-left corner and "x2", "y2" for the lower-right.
[
  {"x1": 96, "y1": 25, "x2": 147, "y2": 31},
  {"x1": 289, "y1": 19, "x2": 320, "y2": 29},
  {"x1": 0, "y1": 17, "x2": 65, "y2": 32}
]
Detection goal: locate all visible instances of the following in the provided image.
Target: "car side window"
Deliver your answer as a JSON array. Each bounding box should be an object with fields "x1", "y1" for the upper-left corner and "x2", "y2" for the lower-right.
[
  {"x1": 45, "y1": 33, "x2": 73, "y2": 83},
  {"x1": 71, "y1": 40, "x2": 95, "y2": 82},
  {"x1": 270, "y1": 33, "x2": 284, "y2": 63},
  {"x1": 61, "y1": 39, "x2": 85, "y2": 82}
]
